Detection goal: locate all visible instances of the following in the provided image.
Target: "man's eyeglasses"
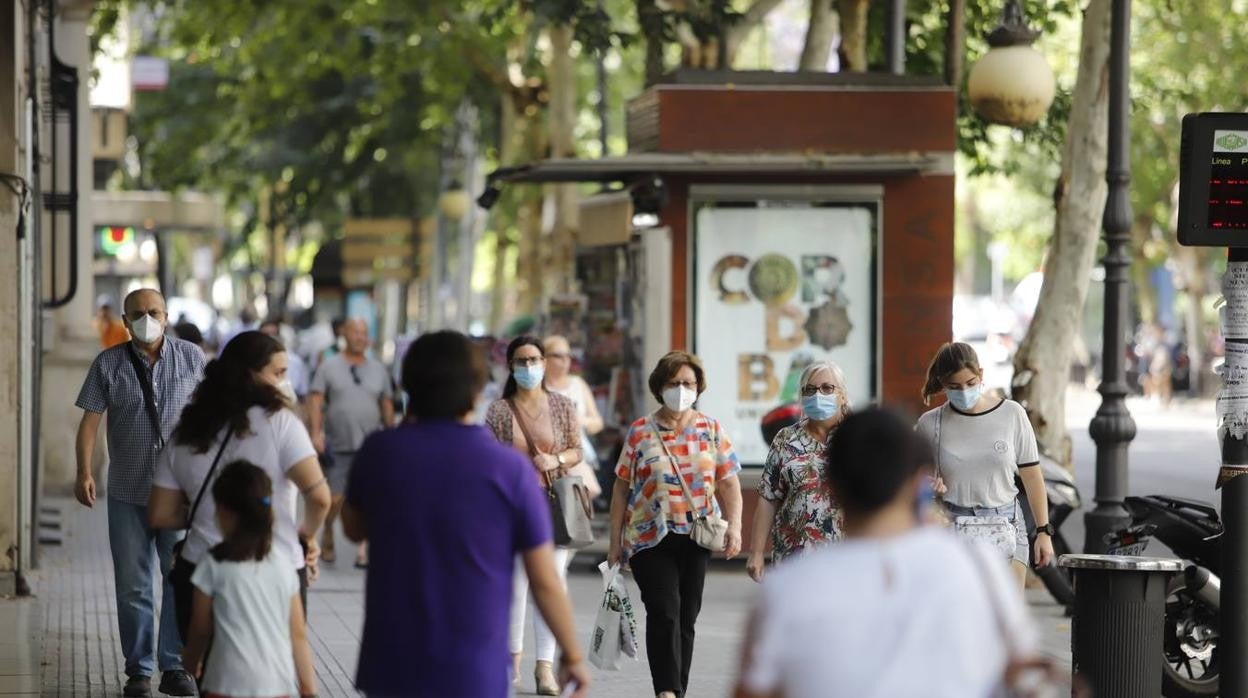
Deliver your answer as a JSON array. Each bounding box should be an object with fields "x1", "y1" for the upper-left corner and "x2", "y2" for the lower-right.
[
  {"x1": 547, "y1": 353, "x2": 571, "y2": 360},
  {"x1": 800, "y1": 383, "x2": 839, "y2": 397},
  {"x1": 126, "y1": 309, "x2": 165, "y2": 322},
  {"x1": 350, "y1": 365, "x2": 361, "y2": 385},
  {"x1": 512, "y1": 356, "x2": 544, "y2": 368}
]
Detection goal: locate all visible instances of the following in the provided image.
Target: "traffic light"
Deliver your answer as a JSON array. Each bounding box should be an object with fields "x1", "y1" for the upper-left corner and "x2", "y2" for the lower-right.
[{"x1": 99, "y1": 226, "x2": 135, "y2": 255}]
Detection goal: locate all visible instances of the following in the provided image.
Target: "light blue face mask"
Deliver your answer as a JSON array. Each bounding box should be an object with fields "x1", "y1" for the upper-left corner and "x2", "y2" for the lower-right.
[
  {"x1": 945, "y1": 383, "x2": 985, "y2": 411},
  {"x1": 514, "y1": 364, "x2": 545, "y2": 390},
  {"x1": 802, "y1": 393, "x2": 840, "y2": 421}
]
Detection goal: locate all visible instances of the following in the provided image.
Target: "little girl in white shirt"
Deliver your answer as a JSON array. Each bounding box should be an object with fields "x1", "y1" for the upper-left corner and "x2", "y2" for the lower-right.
[{"x1": 182, "y1": 460, "x2": 317, "y2": 697}]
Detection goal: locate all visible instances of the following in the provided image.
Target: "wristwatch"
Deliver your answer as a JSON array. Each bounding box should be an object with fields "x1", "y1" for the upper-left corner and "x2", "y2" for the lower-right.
[{"x1": 1035, "y1": 523, "x2": 1055, "y2": 537}]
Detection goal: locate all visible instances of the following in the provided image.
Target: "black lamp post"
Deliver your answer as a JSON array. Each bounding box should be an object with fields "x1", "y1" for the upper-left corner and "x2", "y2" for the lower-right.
[{"x1": 1084, "y1": 0, "x2": 1136, "y2": 554}]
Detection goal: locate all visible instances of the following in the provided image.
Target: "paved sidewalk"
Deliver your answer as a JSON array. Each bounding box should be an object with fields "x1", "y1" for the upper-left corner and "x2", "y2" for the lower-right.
[{"x1": 5, "y1": 498, "x2": 1072, "y2": 697}]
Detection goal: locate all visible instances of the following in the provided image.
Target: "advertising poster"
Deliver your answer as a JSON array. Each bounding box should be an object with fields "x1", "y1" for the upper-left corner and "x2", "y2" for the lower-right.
[{"x1": 694, "y1": 204, "x2": 877, "y2": 465}]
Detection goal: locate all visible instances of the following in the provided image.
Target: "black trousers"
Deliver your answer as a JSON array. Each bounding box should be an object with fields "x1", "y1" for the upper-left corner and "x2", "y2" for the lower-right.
[{"x1": 629, "y1": 533, "x2": 710, "y2": 697}]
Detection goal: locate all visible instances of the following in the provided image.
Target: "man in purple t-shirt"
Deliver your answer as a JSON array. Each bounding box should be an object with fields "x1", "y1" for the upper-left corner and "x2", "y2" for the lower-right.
[{"x1": 342, "y1": 331, "x2": 590, "y2": 698}]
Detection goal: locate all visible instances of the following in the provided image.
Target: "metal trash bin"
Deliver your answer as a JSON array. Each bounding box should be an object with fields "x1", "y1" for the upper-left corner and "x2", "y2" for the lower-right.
[{"x1": 1059, "y1": 554, "x2": 1184, "y2": 698}]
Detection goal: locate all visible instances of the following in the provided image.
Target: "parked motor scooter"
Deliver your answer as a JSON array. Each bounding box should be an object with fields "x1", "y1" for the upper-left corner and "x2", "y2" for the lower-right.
[{"x1": 1106, "y1": 495, "x2": 1222, "y2": 698}]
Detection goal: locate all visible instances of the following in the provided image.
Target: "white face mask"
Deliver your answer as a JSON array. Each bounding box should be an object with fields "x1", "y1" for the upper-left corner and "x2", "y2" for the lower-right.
[
  {"x1": 662, "y1": 385, "x2": 698, "y2": 413},
  {"x1": 276, "y1": 379, "x2": 297, "y2": 403},
  {"x1": 129, "y1": 314, "x2": 164, "y2": 344}
]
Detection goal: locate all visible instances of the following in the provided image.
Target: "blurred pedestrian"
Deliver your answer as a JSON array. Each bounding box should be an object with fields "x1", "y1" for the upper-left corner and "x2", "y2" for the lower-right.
[
  {"x1": 260, "y1": 318, "x2": 309, "y2": 401},
  {"x1": 340, "y1": 331, "x2": 590, "y2": 697},
  {"x1": 484, "y1": 336, "x2": 584, "y2": 695},
  {"x1": 181, "y1": 461, "x2": 317, "y2": 697},
  {"x1": 95, "y1": 293, "x2": 130, "y2": 348},
  {"x1": 221, "y1": 306, "x2": 258, "y2": 351},
  {"x1": 307, "y1": 318, "x2": 394, "y2": 568},
  {"x1": 735, "y1": 408, "x2": 1042, "y2": 698},
  {"x1": 746, "y1": 361, "x2": 848, "y2": 583},
  {"x1": 148, "y1": 330, "x2": 330, "y2": 640},
  {"x1": 915, "y1": 342, "x2": 1055, "y2": 589},
  {"x1": 173, "y1": 321, "x2": 205, "y2": 351},
  {"x1": 543, "y1": 334, "x2": 605, "y2": 499},
  {"x1": 73, "y1": 288, "x2": 204, "y2": 696},
  {"x1": 608, "y1": 351, "x2": 744, "y2": 698}
]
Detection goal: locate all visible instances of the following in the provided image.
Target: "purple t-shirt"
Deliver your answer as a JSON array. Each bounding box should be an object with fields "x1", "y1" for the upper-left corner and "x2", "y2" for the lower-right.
[{"x1": 346, "y1": 421, "x2": 552, "y2": 697}]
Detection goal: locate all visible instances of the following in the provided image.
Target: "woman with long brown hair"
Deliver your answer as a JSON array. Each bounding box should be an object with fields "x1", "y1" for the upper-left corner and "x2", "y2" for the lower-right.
[
  {"x1": 484, "y1": 335, "x2": 583, "y2": 695},
  {"x1": 148, "y1": 331, "x2": 331, "y2": 640}
]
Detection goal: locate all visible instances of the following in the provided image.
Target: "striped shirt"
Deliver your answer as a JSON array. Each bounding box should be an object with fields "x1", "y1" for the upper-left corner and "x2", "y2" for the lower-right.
[{"x1": 75, "y1": 337, "x2": 206, "y2": 505}]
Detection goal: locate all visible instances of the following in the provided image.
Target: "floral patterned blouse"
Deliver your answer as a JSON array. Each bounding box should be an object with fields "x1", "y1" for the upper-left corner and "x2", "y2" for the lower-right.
[
  {"x1": 614, "y1": 412, "x2": 741, "y2": 559},
  {"x1": 484, "y1": 392, "x2": 580, "y2": 460},
  {"x1": 760, "y1": 420, "x2": 842, "y2": 562}
]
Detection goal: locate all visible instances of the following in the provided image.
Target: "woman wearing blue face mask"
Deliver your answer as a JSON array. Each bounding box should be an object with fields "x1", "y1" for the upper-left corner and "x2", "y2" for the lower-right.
[
  {"x1": 746, "y1": 361, "x2": 849, "y2": 582},
  {"x1": 484, "y1": 335, "x2": 583, "y2": 694},
  {"x1": 915, "y1": 342, "x2": 1055, "y2": 590}
]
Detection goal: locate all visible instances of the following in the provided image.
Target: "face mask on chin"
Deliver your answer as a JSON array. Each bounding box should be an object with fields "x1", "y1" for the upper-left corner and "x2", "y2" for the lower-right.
[{"x1": 129, "y1": 314, "x2": 164, "y2": 345}]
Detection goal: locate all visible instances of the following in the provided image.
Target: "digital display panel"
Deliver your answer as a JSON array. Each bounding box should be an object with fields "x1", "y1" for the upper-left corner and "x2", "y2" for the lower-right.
[
  {"x1": 1178, "y1": 113, "x2": 1248, "y2": 246},
  {"x1": 1209, "y1": 130, "x2": 1248, "y2": 231}
]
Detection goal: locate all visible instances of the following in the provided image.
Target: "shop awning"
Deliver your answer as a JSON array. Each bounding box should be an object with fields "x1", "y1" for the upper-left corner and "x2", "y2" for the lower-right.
[{"x1": 486, "y1": 151, "x2": 954, "y2": 185}]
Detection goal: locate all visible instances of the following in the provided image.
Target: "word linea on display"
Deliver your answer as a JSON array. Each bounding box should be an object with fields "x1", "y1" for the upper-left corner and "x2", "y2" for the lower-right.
[{"x1": 1179, "y1": 113, "x2": 1248, "y2": 246}]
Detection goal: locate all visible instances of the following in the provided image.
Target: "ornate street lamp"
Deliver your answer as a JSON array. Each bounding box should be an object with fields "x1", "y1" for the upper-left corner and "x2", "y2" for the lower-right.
[
  {"x1": 967, "y1": 0, "x2": 1056, "y2": 128},
  {"x1": 1085, "y1": 0, "x2": 1136, "y2": 554}
]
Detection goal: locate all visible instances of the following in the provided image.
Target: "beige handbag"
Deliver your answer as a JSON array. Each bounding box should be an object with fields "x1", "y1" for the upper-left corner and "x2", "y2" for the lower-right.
[{"x1": 651, "y1": 423, "x2": 728, "y2": 552}]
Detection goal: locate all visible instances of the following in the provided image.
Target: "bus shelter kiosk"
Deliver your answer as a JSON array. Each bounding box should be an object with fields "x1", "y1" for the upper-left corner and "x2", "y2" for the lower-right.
[{"x1": 485, "y1": 73, "x2": 958, "y2": 550}]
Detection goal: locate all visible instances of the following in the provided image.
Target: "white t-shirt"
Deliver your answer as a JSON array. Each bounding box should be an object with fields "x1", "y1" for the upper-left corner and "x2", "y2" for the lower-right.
[
  {"x1": 549, "y1": 375, "x2": 591, "y2": 421},
  {"x1": 915, "y1": 399, "x2": 1040, "y2": 508},
  {"x1": 740, "y1": 527, "x2": 1037, "y2": 698},
  {"x1": 191, "y1": 552, "x2": 299, "y2": 696},
  {"x1": 154, "y1": 406, "x2": 317, "y2": 568}
]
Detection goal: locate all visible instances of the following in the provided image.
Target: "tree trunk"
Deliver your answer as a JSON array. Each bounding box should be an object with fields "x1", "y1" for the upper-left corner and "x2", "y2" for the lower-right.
[
  {"x1": 725, "y1": 0, "x2": 787, "y2": 67},
  {"x1": 1175, "y1": 244, "x2": 1205, "y2": 396},
  {"x1": 799, "y1": 0, "x2": 838, "y2": 71},
  {"x1": 1010, "y1": 0, "x2": 1113, "y2": 468},
  {"x1": 944, "y1": 0, "x2": 966, "y2": 87},
  {"x1": 637, "y1": 0, "x2": 666, "y2": 87},
  {"x1": 547, "y1": 24, "x2": 578, "y2": 299},
  {"x1": 837, "y1": 0, "x2": 871, "y2": 71}
]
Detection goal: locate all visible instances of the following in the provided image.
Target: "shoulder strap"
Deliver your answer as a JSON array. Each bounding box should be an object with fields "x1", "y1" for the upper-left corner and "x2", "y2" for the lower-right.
[
  {"x1": 126, "y1": 346, "x2": 165, "y2": 450},
  {"x1": 650, "y1": 420, "x2": 701, "y2": 511},
  {"x1": 185, "y1": 429, "x2": 234, "y2": 530},
  {"x1": 506, "y1": 398, "x2": 541, "y2": 458},
  {"x1": 934, "y1": 404, "x2": 944, "y2": 478}
]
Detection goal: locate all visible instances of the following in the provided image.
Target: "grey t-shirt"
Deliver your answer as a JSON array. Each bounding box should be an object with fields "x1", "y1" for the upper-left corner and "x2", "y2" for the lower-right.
[
  {"x1": 915, "y1": 399, "x2": 1039, "y2": 508},
  {"x1": 310, "y1": 353, "x2": 393, "y2": 454}
]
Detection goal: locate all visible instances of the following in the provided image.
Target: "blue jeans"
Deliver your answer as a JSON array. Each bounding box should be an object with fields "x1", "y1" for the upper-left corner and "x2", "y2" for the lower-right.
[{"x1": 106, "y1": 498, "x2": 184, "y2": 677}]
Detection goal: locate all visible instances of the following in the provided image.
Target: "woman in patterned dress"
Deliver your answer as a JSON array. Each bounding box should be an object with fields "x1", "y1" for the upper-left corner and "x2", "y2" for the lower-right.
[{"x1": 746, "y1": 361, "x2": 849, "y2": 582}]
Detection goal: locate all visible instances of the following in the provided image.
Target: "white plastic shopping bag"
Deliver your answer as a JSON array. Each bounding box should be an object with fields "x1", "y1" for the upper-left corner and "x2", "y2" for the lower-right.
[{"x1": 589, "y1": 562, "x2": 638, "y2": 670}]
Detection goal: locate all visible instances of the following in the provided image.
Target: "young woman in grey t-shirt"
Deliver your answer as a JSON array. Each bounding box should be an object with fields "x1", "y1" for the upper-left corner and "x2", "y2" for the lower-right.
[{"x1": 915, "y1": 342, "x2": 1055, "y2": 588}]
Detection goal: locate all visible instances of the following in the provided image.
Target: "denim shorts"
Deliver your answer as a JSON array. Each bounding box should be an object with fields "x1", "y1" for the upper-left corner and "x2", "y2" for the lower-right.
[{"x1": 944, "y1": 500, "x2": 1029, "y2": 565}]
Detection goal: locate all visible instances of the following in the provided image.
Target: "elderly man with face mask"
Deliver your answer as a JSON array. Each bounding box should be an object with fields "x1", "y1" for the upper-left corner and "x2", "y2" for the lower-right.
[{"x1": 74, "y1": 288, "x2": 207, "y2": 697}]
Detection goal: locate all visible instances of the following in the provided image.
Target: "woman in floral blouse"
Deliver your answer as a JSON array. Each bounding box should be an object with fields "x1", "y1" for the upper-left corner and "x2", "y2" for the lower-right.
[
  {"x1": 608, "y1": 351, "x2": 743, "y2": 698},
  {"x1": 746, "y1": 360, "x2": 849, "y2": 582}
]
